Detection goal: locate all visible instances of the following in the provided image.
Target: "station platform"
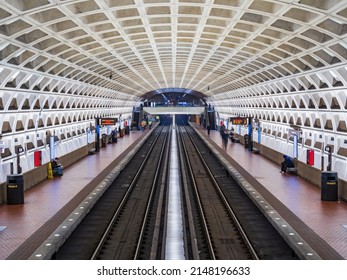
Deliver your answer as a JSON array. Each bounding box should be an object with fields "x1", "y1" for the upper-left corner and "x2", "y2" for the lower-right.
[
  {"x1": 192, "y1": 123, "x2": 347, "y2": 260},
  {"x1": 0, "y1": 129, "x2": 151, "y2": 260},
  {"x1": 0, "y1": 122, "x2": 346, "y2": 260}
]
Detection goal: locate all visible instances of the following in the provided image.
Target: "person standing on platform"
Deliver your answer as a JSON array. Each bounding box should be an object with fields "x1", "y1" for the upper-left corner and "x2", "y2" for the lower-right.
[
  {"x1": 222, "y1": 130, "x2": 228, "y2": 149},
  {"x1": 140, "y1": 119, "x2": 146, "y2": 131},
  {"x1": 207, "y1": 124, "x2": 210, "y2": 135},
  {"x1": 220, "y1": 123, "x2": 228, "y2": 149}
]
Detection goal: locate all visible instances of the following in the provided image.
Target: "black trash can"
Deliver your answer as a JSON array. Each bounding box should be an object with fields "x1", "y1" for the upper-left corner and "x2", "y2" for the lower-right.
[
  {"x1": 244, "y1": 134, "x2": 249, "y2": 148},
  {"x1": 7, "y1": 174, "x2": 24, "y2": 205},
  {"x1": 101, "y1": 134, "x2": 107, "y2": 147},
  {"x1": 321, "y1": 171, "x2": 338, "y2": 201},
  {"x1": 125, "y1": 126, "x2": 130, "y2": 135}
]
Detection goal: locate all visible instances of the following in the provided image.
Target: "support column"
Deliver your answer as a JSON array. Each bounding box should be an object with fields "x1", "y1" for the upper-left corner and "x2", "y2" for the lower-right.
[{"x1": 49, "y1": 136, "x2": 55, "y2": 160}]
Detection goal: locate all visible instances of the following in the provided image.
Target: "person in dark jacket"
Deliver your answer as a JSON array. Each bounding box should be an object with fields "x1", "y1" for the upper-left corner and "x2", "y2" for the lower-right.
[
  {"x1": 229, "y1": 128, "x2": 235, "y2": 143},
  {"x1": 51, "y1": 157, "x2": 63, "y2": 176},
  {"x1": 280, "y1": 155, "x2": 294, "y2": 173},
  {"x1": 220, "y1": 124, "x2": 228, "y2": 149}
]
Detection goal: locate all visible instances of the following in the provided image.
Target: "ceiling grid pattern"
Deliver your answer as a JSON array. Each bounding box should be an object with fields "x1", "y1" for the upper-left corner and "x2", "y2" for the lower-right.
[{"x1": 0, "y1": 0, "x2": 346, "y2": 94}]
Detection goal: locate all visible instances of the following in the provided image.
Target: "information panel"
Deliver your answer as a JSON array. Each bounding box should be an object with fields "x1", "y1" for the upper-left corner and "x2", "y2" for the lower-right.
[
  {"x1": 100, "y1": 118, "x2": 118, "y2": 126},
  {"x1": 229, "y1": 117, "x2": 248, "y2": 125}
]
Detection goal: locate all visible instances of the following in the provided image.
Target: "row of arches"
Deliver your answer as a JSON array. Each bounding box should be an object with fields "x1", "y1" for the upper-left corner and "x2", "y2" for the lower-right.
[
  {"x1": 0, "y1": 92, "x2": 132, "y2": 112},
  {"x1": 0, "y1": 65, "x2": 142, "y2": 99},
  {"x1": 254, "y1": 121, "x2": 347, "y2": 159},
  {"x1": 0, "y1": 109, "x2": 134, "y2": 159},
  {"x1": 220, "y1": 107, "x2": 347, "y2": 133},
  {"x1": 1, "y1": 107, "x2": 133, "y2": 135},
  {"x1": 1, "y1": 121, "x2": 93, "y2": 159},
  {"x1": 212, "y1": 64, "x2": 347, "y2": 135},
  {"x1": 229, "y1": 92, "x2": 347, "y2": 111},
  {"x1": 212, "y1": 65, "x2": 347, "y2": 100}
]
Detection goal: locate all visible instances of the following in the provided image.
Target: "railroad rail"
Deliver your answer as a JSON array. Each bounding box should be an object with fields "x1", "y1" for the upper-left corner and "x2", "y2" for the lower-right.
[
  {"x1": 180, "y1": 123, "x2": 299, "y2": 260},
  {"x1": 53, "y1": 120, "x2": 299, "y2": 260},
  {"x1": 178, "y1": 124, "x2": 257, "y2": 260},
  {"x1": 54, "y1": 123, "x2": 171, "y2": 259}
]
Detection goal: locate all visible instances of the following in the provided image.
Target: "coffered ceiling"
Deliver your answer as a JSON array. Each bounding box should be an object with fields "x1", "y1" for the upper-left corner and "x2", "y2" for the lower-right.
[{"x1": 0, "y1": 0, "x2": 346, "y2": 99}]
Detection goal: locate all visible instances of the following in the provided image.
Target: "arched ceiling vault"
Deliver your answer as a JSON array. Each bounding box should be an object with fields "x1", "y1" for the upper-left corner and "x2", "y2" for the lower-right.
[{"x1": 0, "y1": 0, "x2": 346, "y2": 99}]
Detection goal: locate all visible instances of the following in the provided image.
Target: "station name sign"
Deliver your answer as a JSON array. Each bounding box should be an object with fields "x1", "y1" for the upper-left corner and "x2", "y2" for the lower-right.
[
  {"x1": 229, "y1": 117, "x2": 248, "y2": 125},
  {"x1": 100, "y1": 118, "x2": 118, "y2": 126}
]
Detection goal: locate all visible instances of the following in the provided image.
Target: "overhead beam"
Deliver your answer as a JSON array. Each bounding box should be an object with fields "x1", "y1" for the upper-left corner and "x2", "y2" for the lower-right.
[{"x1": 143, "y1": 106, "x2": 205, "y2": 115}]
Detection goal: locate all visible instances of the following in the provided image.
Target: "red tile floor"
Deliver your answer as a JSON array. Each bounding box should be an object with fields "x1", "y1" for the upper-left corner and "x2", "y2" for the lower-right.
[{"x1": 0, "y1": 129, "x2": 148, "y2": 260}]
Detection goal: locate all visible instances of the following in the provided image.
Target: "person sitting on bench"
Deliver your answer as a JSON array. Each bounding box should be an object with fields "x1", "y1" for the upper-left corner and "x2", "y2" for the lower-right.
[
  {"x1": 229, "y1": 128, "x2": 235, "y2": 143},
  {"x1": 280, "y1": 155, "x2": 294, "y2": 173},
  {"x1": 51, "y1": 157, "x2": 63, "y2": 176}
]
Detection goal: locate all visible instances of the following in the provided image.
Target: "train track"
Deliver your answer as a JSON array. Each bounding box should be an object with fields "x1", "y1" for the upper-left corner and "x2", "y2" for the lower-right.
[
  {"x1": 53, "y1": 120, "x2": 298, "y2": 260},
  {"x1": 178, "y1": 124, "x2": 257, "y2": 259},
  {"x1": 179, "y1": 123, "x2": 298, "y2": 260},
  {"x1": 54, "y1": 123, "x2": 171, "y2": 259}
]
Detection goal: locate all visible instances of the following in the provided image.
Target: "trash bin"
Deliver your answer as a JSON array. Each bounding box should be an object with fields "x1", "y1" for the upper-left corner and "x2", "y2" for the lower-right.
[
  {"x1": 244, "y1": 134, "x2": 249, "y2": 148},
  {"x1": 125, "y1": 126, "x2": 130, "y2": 135},
  {"x1": 101, "y1": 134, "x2": 107, "y2": 147},
  {"x1": 321, "y1": 171, "x2": 338, "y2": 201},
  {"x1": 7, "y1": 174, "x2": 24, "y2": 205}
]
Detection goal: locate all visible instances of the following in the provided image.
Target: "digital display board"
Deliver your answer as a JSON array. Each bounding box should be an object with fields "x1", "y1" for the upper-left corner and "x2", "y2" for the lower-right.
[
  {"x1": 100, "y1": 118, "x2": 118, "y2": 126},
  {"x1": 229, "y1": 117, "x2": 248, "y2": 125}
]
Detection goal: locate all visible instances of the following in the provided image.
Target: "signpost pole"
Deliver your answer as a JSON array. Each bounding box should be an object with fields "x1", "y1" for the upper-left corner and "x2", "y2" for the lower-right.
[
  {"x1": 95, "y1": 118, "x2": 100, "y2": 152},
  {"x1": 248, "y1": 117, "x2": 253, "y2": 151}
]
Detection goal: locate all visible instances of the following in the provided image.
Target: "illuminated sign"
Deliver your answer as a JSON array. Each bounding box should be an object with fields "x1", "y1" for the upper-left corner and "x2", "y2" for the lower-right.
[
  {"x1": 100, "y1": 118, "x2": 118, "y2": 126},
  {"x1": 229, "y1": 117, "x2": 248, "y2": 125}
]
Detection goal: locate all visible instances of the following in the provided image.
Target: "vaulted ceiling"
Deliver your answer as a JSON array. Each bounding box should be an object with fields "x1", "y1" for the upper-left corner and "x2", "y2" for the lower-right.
[
  {"x1": 1, "y1": 0, "x2": 346, "y2": 99},
  {"x1": 0, "y1": 0, "x2": 347, "y2": 182}
]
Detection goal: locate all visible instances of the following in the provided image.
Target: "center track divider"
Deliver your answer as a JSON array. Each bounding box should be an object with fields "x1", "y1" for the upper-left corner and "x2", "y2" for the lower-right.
[
  {"x1": 190, "y1": 123, "x2": 321, "y2": 260},
  {"x1": 164, "y1": 126, "x2": 185, "y2": 260}
]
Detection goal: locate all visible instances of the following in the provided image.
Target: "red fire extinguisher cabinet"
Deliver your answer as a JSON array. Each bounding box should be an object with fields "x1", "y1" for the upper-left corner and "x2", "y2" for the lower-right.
[
  {"x1": 34, "y1": 151, "x2": 42, "y2": 167},
  {"x1": 307, "y1": 149, "x2": 314, "y2": 166}
]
